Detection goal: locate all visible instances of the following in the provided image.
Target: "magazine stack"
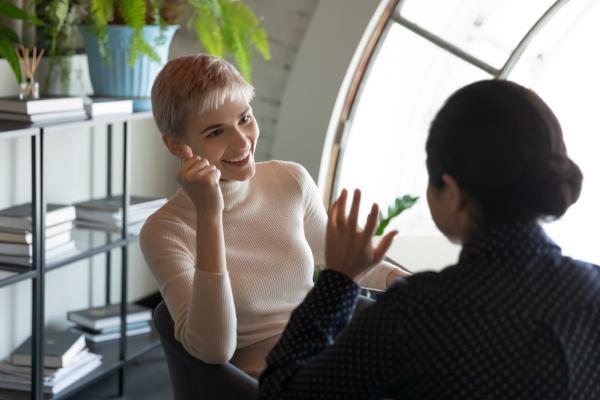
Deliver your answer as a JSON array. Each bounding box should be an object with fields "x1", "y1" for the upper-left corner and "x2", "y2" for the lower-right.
[
  {"x1": 68, "y1": 303, "x2": 153, "y2": 344},
  {"x1": 74, "y1": 195, "x2": 166, "y2": 235},
  {"x1": 0, "y1": 330, "x2": 102, "y2": 395},
  {"x1": 0, "y1": 203, "x2": 77, "y2": 271},
  {"x1": 0, "y1": 96, "x2": 86, "y2": 123}
]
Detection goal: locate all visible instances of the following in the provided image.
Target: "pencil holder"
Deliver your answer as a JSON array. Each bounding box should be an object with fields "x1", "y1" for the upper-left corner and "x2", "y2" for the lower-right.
[{"x1": 19, "y1": 79, "x2": 40, "y2": 100}]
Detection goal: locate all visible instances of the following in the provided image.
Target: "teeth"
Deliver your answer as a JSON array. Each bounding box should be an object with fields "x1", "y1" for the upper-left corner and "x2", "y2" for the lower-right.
[{"x1": 225, "y1": 151, "x2": 249, "y2": 163}]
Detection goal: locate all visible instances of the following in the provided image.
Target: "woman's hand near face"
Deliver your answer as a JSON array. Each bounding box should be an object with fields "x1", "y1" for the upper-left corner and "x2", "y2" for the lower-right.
[
  {"x1": 178, "y1": 145, "x2": 224, "y2": 217},
  {"x1": 325, "y1": 189, "x2": 398, "y2": 280}
]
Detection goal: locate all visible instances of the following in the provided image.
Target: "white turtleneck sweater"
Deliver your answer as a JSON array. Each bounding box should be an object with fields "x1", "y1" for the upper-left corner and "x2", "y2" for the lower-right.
[{"x1": 140, "y1": 160, "x2": 400, "y2": 376}]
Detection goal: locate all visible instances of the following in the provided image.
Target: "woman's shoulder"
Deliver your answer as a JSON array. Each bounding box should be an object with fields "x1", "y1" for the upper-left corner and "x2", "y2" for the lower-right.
[
  {"x1": 256, "y1": 160, "x2": 313, "y2": 188},
  {"x1": 141, "y1": 189, "x2": 194, "y2": 235}
]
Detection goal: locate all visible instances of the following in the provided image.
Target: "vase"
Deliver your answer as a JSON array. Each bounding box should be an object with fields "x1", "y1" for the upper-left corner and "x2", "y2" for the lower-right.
[
  {"x1": 38, "y1": 54, "x2": 94, "y2": 97},
  {"x1": 81, "y1": 25, "x2": 178, "y2": 111}
]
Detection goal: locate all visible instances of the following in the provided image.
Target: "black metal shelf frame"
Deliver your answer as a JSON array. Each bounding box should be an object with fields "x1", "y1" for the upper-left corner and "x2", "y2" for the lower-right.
[{"x1": 0, "y1": 113, "x2": 156, "y2": 400}]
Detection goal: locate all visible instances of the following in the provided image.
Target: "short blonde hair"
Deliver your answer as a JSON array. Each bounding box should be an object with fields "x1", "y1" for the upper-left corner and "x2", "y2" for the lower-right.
[{"x1": 151, "y1": 54, "x2": 255, "y2": 139}]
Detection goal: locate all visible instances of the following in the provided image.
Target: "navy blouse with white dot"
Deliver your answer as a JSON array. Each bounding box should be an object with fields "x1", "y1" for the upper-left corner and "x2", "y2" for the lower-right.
[{"x1": 259, "y1": 223, "x2": 600, "y2": 399}]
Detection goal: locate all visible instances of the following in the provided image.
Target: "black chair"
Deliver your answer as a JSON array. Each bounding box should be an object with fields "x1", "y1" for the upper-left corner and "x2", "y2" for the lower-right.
[
  {"x1": 153, "y1": 301, "x2": 258, "y2": 400},
  {"x1": 153, "y1": 295, "x2": 375, "y2": 400}
]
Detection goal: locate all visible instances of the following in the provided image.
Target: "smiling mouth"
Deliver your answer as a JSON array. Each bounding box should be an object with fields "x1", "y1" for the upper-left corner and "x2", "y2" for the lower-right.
[{"x1": 222, "y1": 150, "x2": 251, "y2": 166}]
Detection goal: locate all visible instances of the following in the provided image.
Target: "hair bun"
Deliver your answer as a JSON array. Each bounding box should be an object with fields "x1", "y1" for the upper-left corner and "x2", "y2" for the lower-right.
[{"x1": 523, "y1": 155, "x2": 583, "y2": 218}]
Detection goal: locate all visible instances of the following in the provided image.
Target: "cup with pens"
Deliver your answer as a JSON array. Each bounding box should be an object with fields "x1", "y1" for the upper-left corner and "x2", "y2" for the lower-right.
[{"x1": 15, "y1": 45, "x2": 45, "y2": 100}]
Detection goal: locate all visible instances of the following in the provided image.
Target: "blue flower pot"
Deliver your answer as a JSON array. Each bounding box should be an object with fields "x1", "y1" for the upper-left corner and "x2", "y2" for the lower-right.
[{"x1": 81, "y1": 25, "x2": 178, "y2": 111}]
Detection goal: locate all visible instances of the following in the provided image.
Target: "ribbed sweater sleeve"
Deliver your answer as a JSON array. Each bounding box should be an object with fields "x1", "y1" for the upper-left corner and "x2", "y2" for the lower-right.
[
  {"x1": 140, "y1": 218, "x2": 237, "y2": 363},
  {"x1": 279, "y1": 161, "x2": 401, "y2": 290}
]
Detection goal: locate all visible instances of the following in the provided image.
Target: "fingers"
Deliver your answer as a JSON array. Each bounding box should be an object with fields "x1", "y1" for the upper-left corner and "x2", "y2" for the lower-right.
[
  {"x1": 180, "y1": 145, "x2": 193, "y2": 161},
  {"x1": 373, "y1": 230, "x2": 398, "y2": 264},
  {"x1": 363, "y1": 203, "x2": 380, "y2": 238},
  {"x1": 348, "y1": 189, "x2": 361, "y2": 232},
  {"x1": 336, "y1": 189, "x2": 348, "y2": 230}
]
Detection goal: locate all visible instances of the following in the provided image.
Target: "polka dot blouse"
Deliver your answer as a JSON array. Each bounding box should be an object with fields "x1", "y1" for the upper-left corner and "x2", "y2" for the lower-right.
[{"x1": 259, "y1": 223, "x2": 600, "y2": 399}]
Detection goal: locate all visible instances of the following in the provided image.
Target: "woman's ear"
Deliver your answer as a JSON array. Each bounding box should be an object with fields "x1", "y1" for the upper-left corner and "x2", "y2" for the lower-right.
[
  {"x1": 162, "y1": 134, "x2": 182, "y2": 157},
  {"x1": 441, "y1": 174, "x2": 467, "y2": 213}
]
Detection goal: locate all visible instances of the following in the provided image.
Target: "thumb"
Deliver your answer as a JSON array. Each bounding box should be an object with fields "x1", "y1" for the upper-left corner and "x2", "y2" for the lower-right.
[{"x1": 180, "y1": 145, "x2": 193, "y2": 160}]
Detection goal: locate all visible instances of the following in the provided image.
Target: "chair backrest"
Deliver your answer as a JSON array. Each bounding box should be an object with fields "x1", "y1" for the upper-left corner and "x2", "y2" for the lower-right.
[{"x1": 152, "y1": 301, "x2": 258, "y2": 400}]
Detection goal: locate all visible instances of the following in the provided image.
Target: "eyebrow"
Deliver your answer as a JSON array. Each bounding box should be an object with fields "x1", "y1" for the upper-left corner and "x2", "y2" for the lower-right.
[{"x1": 199, "y1": 107, "x2": 251, "y2": 135}]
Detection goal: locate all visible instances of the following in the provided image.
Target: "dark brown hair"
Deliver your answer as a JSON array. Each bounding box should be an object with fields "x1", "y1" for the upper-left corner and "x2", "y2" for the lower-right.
[{"x1": 426, "y1": 79, "x2": 582, "y2": 226}]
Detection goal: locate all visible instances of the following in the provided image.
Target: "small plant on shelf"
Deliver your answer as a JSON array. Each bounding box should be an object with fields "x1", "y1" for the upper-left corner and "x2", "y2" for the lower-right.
[{"x1": 0, "y1": 0, "x2": 41, "y2": 84}]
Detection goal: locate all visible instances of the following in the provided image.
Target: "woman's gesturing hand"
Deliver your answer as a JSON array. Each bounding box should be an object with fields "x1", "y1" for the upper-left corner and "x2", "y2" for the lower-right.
[
  {"x1": 325, "y1": 189, "x2": 398, "y2": 280},
  {"x1": 177, "y1": 145, "x2": 224, "y2": 216}
]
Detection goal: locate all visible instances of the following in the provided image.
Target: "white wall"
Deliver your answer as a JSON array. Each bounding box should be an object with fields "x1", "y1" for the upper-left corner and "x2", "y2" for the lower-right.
[
  {"x1": 0, "y1": 59, "x2": 179, "y2": 359},
  {"x1": 272, "y1": 0, "x2": 460, "y2": 272}
]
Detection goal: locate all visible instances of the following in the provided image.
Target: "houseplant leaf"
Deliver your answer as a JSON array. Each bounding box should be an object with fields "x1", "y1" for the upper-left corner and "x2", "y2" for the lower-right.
[
  {"x1": 375, "y1": 195, "x2": 419, "y2": 236},
  {"x1": 0, "y1": 38, "x2": 21, "y2": 83}
]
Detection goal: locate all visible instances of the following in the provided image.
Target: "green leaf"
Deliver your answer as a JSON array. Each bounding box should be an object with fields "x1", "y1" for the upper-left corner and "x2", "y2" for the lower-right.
[
  {"x1": 0, "y1": 0, "x2": 39, "y2": 22},
  {"x1": 0, "y1": 24, "x2": 19, "y2": 44},
  {"x1": 89, "y1": 0, "x2": 114, "y2": 63},
  {"x1": 0, "y1": 39, "x2": 22, "y2": 84},
  {"x1": 375, "y1": 195, "x2": 419, "y2": 236},
  {"x1": 191, "y1": 2, "x2": 224, "y2": 57}
]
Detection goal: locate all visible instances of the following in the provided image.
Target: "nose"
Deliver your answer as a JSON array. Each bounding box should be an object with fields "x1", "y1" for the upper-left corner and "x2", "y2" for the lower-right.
[{"x1": 231, "y1": 126, "x2": 251, "y2": 151}]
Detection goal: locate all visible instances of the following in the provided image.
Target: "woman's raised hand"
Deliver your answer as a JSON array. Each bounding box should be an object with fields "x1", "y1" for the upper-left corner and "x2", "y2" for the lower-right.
[
  {"x1": 325, "y1": 189, "x2": 397, "y2": 280},
  {"x1": 177, "y1": 145, "x2": 224, "y2": 216}
]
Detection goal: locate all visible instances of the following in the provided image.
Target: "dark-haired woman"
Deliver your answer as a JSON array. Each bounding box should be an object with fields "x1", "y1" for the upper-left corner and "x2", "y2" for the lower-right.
[{"x1": 259, "y1": 79, "x2": 600, "y2": 399}]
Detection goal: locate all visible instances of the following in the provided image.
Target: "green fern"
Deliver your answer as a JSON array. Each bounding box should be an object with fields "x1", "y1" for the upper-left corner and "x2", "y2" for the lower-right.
[
  {"x1": 0, "y1": 0, "x2": 41, "y2": 83},
  {"x1": 117, "y1": 0, "x2": 160, "y2": 65},
  {"x1": 89, "y1": 0, "x2": 113, "y2": 62},
  {"x1": 376, "y1": 195, "x2": 419, "y2": 236},
  {"x1": 189, "y1": 0, "x2": 270, "y2": 82}
]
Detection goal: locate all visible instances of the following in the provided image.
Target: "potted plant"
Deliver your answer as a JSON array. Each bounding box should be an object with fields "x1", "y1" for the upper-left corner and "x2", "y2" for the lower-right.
[
  {"x1": 0, "y1": 0, "x2": 40, "y2": 85},
  {"x1": 77, "y1": 0, "x2": 270, "y2": 111},
  {"x1": 34, "y1": 0, "x2": 93, "y2": 96}
]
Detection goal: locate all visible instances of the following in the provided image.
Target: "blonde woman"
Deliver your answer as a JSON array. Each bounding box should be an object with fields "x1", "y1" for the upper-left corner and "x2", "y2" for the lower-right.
[{"x1": 140, "y1": 54, "x2": 406, "y2": 379}]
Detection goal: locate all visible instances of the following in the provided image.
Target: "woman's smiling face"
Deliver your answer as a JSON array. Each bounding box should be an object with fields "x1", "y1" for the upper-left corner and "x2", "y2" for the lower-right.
[{"x1": 181, "y1": 99, "x2": 259, "y2": 181}]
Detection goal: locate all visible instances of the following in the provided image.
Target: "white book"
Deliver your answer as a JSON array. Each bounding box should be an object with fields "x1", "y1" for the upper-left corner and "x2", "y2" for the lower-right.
[
  {"x1": 0, "y1": 353, "x2": 102, "y2": 394},
  {"x1": 67, "y1": 304, "x2": 152, "y2": 330},
  {"x1": 84, "y1": 97, "x2": 133, "y2": 116},
  {"x1": 0, "y1": 96, "x2": 84, "y2": 114},
  {"x1": 75, "y1": 219, "x2": 145, "y2": 235},
  {"x1": 0, "y1": 349, "x2": 96, "y2": 382},
  {"x1": 0, "y1": 241, "x2": 77, "y2": 268},
  {"x1": 0, "y1": 221, "x2": 74, "y2": 244},
  {"x1": 0, "y1": 231, "x2": 72, "y2": 256},
  {"x1": 0, "y1": 203, "x2": 76, "y2": 231},
  {"x1": 0, "y1": 109, "x2": 87, "y2": 123},
  {"x1": 70, "y1": 323, "x2": 151, "y2": 343}
]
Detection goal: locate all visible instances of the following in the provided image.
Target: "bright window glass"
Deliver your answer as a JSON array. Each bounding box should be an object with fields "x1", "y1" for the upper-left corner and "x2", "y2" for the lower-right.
[
  {"x1": 508, "y1": 0, "x2": 600, "y2": 264},
  {"x1": 400, "y1": 0, "x2": 556, "y2": 69},
  {"x1": 335, "y1": 24, "x2": 489, "y2": 238}
]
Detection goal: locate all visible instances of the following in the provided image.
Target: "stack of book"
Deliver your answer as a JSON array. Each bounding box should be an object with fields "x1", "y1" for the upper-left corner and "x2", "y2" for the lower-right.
[
  {"x1": 0, "y1": 330, "x2": 102, "y2": 395},
  {"x1": 68, "y1": 303, "x2": 153, "y2": 344},
  {"x1": 74, "y1": 195, "x2": 167, "y2": 235},
  {"x1": 0, "y1": 96, "x2": 86, "y2": 123},
  {"x1": 84, "y1": 97, "x2": 133, "y2": 117},
  {"x1": 0, "y1": 203, "x2": 77, "y2": 270}
]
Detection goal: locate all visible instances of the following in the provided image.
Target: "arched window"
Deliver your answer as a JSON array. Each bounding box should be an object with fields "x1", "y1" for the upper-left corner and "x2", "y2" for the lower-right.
[{"x1": 328, "y1": 0, "x2": 599, "y2": 272}]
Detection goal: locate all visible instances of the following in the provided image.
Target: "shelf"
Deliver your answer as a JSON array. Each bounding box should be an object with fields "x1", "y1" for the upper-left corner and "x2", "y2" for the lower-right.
[
  {"x1": 0, "y1": 329, "x2": 161, "y2": 400},
  {"x1": 0, "y1": 111, "x2": 153, "y2": 139},
  {"x1": 0, "y1": 228, "x2": 140, "y2": 289}
]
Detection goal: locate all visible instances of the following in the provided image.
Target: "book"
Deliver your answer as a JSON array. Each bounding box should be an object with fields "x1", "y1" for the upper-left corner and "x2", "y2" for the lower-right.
[
  {"x1": 0, "y1": 349, "x2": 96, "y2": 381},
  {"x1": 10, "y1": 330, "x2": 86, "y2": 368},
  {"x1": 75, "y1": 219, "x2": 145, "y2": 234},
  {"x1": 0, "y1": 203, "x2": 76, "y2": 231},
  {"x1": 84, "y1": 97, "x2": 133, "y2": 116},
  {"x1": 67, "y1": 303, "x2": 152, "y2": 330},
  {"x1": 0, "y1": 350, "x2": 102, "y2": 394},
  {"x1": 0, "y1": 231, "x2": 71, "y2": 256},
  {"x1": 0, "y1": 221, "x2": 73, "y2": 244},
  {"x1": 70, "y1": 322, "x2": 152, "y2": 343},
  {"x1": 0, "y1": 96, "x2": 84, "y2": 114},
  {"x1": 0, "y1": 240, "x2": 77, "y2": 269},
  {"x1": 75, "y1": 195, "x2": 166, "y2": 213},
  {"x1": 0, "y1": 109, "x2": 87, "y2": 123}
]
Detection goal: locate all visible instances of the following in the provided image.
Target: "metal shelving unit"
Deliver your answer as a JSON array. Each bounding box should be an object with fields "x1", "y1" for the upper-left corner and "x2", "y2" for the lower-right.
[{"x1": 0, "y1": 112, "x2": 161, "y2": 400}]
